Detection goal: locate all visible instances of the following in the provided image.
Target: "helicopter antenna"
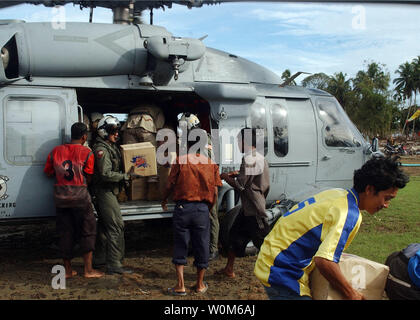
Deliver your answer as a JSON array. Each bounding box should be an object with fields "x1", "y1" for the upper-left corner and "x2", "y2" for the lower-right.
[
  {"x1": 279, "y1": 71, "x2": 310, "y2": 87},
  {"x1": 89, "y1": 6, "x2": 93, "y2": 23},
  {"x1": 150, "y1": 7, "x2": 153, "y2": 25}
]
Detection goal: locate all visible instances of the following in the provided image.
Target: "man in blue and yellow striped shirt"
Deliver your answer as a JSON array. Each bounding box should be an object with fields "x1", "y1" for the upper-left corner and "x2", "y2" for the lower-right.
[{"x1": 254, "y1": 156, "x2": 409, "y2": 300}]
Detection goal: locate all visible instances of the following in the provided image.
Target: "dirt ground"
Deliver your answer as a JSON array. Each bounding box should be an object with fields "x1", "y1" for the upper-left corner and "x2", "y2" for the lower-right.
[
  {"x1": 0, "y1": 155, "x2": 418, "y2": 301},
  {"x1": 0, "y1": 219, "x2": 266, "y2": 300}
]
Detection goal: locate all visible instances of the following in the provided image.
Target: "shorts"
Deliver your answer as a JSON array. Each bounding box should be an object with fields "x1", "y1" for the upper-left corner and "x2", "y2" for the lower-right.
[
  {"x1": 56, "y1": 202, "x2": 96, "y2": 260},
  {"x1": 228, "y1": 209, "x2": 270, "y2": 257},
  {"x1": 172, "y1": 201, "x2": 210, "y2": 269}
]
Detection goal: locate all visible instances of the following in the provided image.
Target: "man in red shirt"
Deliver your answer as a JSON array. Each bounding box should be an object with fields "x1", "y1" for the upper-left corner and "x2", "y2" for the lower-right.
[
  {"x1": 44, "y1": 122, "x2": 104, "y2": 279},
  {"x1": 161, "y1": 128, "x2": 222, "y2": 296}
]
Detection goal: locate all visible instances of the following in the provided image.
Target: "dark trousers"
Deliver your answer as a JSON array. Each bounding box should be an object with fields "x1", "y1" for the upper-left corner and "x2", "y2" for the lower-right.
[
  {"x1": 172, "y1": 201, "x2": 210, "y2": 269},
  {"x1": 229, "y1": 209, "x2": 270, "y2": 257},
  {"x1": 56, "y1": 203, "x2": 96, "y2": 260}
]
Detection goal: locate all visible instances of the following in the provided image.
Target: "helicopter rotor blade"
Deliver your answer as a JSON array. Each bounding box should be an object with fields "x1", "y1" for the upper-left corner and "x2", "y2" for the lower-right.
[
  {"x1": 279, "y1": 72, "x2": 311, "y2": 87},
  {"x1": 1, "y1": 1, "x2": 420, "y2": 12}
]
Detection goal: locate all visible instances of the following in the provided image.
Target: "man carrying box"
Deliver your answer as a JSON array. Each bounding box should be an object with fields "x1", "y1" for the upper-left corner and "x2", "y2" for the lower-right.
[
  {"x1": 254, "y1": 156, "x2": 409, "y2": 300},
  {"x1": 91, "y1": 115, "x2": 140, "y2": 275}
]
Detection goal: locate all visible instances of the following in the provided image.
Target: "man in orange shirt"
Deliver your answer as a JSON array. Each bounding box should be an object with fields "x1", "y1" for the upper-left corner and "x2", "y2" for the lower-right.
[{"x1": 161, "y1": 127, "x2": 222, "y2": 296}]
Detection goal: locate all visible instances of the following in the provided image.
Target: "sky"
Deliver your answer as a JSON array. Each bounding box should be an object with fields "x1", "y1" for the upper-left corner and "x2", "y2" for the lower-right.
[{"x1": 1, "y1": 2, "x2": 420, "y2": 86}]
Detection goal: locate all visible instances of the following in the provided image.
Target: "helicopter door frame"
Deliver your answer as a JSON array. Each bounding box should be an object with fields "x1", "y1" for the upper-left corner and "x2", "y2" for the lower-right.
[
  {"x1": 0, "y1": 85, "x2": 79, "y2": 220},
  {"x1": 265, "y1": 97, "x2": 318, "y2": 201}
]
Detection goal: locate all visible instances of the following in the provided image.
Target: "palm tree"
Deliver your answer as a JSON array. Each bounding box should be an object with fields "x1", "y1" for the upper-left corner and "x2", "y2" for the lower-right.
[
  {"x1": 327, "y1": 72, "x2": 352, "y2": 107},
  {"x1": 413, "y1": 56, "x2": 420, "y2": 95},
  {"x1": 410, "y1": 56, "x2": 420, "y2": 133},
  {"x1": 394, "y1": 62, "x2": 414, "y2": 104},
  {"x1": 352, "y1": 62, "x2": 393, "y2": 136},
  {"x1": 394, "y1": 61, "x2": 416, "y2": 134},
  {"x1": 281, "y1": 69, "x2": 296, "y2": 85},
  {"x1": 354, "y1": 62, "x2": 390, "y2": 94}
]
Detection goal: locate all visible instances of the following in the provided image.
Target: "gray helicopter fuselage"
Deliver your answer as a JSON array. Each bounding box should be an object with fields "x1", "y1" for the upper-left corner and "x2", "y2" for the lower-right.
[{"x1": 0, "y1": 21, "x2": 371, "y2": 221}]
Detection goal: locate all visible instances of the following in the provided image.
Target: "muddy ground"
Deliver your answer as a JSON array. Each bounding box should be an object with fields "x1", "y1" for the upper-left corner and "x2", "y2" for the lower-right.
[
  {"x1": 0, "y1": 219, "x2": 266, "y2": 301},
  {"x1": 0, "y1": 155, "x2": 419, "y2": 301}
]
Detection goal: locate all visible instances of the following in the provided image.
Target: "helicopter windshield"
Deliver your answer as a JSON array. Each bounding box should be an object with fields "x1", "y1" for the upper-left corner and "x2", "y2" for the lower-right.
[{"x1": 316, "y1": 98, "x2": 362, "y2": 148}]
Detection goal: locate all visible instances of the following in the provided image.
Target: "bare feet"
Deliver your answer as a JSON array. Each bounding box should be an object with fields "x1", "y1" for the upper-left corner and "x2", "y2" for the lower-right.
[
  {"x1": 84, "y1": 269, "x2": 105, "y2": 278},
  {"x1": 215, "y1": 268, "x2": 235, "y2": 278},
  {"x1": 65, "y1": 270, "x2": 78, "y2": 279},
  {"x1": 192, "y1": 282, "x2": 208, "y2": 294}
]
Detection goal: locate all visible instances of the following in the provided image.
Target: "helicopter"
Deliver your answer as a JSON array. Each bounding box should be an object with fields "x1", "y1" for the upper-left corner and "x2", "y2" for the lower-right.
[{"x1": 0, "y1": 0, "x2": 409, "y2": 224}]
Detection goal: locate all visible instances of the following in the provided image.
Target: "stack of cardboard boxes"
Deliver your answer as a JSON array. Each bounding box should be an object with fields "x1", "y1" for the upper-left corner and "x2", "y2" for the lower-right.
[{"x1": 120, "y1": 142, "x2": 176, "y2": 201}]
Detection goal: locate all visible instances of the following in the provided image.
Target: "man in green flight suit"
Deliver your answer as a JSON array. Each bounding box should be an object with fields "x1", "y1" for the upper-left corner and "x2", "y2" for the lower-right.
[{"x1": 91, "y1": 115, "x2": 139, "y2": 275}]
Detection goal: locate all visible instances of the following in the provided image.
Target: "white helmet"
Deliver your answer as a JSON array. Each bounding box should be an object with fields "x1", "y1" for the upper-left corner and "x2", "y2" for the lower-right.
[
  {"x1": 178, "y1": 112, "x2": 200, "y2": 131},
  {"x1": 97, "y1": 115, "x2": 120, "y2": 139}
]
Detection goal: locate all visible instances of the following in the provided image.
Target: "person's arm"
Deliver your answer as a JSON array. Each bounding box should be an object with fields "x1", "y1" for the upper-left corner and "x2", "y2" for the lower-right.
[
  {"x1": 161, "y1": 183, "x2": 174, "y2": 211},
  {"x1": 211, "y1": 164, "x2": 223, "y2": 208},
  {"x1": 220, "y1": 157, "x2": 252, "y2": 191},
  {"x1": 161, "y1": 161, "x2": 179, "y2": 211},
  {"x1": 220, "y1": 172, "x2": 238, "y2": 188},
  {"x1": 314, "y1": 257, "x2": 365, "y2": 300},
  {"x1": 43, "y1": 152, "x2": 55, "y2": 178},
  {"x1": 83, "y1": 151, "x2": 94, "y2": 185},
  {"x1": 85, "y1": 174, "x2": 92, "y2": 184}
]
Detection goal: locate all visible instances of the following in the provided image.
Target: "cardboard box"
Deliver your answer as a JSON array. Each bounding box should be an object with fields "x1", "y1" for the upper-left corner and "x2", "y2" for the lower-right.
[
  {"x1": 310, "y1": 253, "x2": 390, "y2": 300},
  {"x1": 121, "y1": 142, "x2": 157, "y2": 177},
  {"x1": 129, "y1": 177, "x2": 147, "y2": 201},
  {"x1": 147, "y1": 182, "x2": 160, "y2": 201}
]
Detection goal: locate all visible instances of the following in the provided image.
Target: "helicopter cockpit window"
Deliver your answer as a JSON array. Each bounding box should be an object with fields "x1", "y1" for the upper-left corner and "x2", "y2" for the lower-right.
[
  {"x1": 247, "y1": 102, "x2": 268, "y2": 156},
  {"x1": 316, "y1": 98, "x2": 361, "y2": 148},
  {"x1": 271, "y1": 103, "x2": 288, "y2": 157},
  {"x1": 5, "y1": 98, "x2": 64, "y2": 165}
]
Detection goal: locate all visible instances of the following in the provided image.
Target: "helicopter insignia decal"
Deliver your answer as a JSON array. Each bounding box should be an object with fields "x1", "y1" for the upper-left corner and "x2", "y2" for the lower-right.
[
  {"x1": 0, "y1": 175, "x2": 9, "y2": 200},
  {"x1": 94, "y1": 29, "x2": 135, "y2": 62}
]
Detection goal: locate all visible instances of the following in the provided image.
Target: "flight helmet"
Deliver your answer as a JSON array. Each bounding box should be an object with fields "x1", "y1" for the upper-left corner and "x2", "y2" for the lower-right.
[{"x1": 97, "y1": 115, "x2": 120, "y2": 140}]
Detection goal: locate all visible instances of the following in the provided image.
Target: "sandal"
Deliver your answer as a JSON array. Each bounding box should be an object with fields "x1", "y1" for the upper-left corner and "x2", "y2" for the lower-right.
[
  {"x1": 167, "y1": 287, "x2": 187, "y2": 296},
  {"x1": 193, "y1": 282, "x2": 208, "y2": 294}
]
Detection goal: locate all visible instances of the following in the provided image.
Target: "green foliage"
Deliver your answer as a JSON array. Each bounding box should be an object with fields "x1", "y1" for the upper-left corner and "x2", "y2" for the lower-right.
[
  {"x1": 299, "y1": 58, "x2": 420, "y2": 136},
  {"x1": 347, "y1": 176, "x2": 420, "y2": 263},
  {"x1": 327, "y1": 72, "x2": 352, "y2": 108},
  {"x1": 281, "y1": 69, "x2": 296, "y2": 85},
  {"x1": 301, "y1": 72, "x2": 330, "y2": 91}
]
